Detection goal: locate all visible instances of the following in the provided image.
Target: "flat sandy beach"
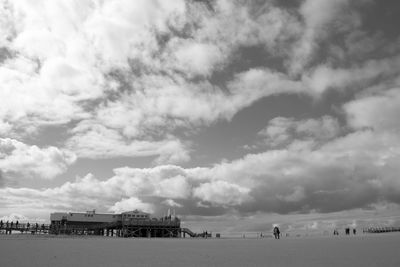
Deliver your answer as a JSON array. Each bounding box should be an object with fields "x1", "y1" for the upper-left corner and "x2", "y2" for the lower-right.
[{"x1": 0, "y1": 233, "x2": 399, "y2": 267}]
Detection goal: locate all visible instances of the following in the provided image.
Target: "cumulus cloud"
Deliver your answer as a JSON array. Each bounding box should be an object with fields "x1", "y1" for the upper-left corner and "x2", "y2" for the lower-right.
[
  {"x1": 162, "y1": 199, "x2": 183, "y2": 208},
  {"x1": 0, "y1": 0, "x2": 381, "y2": 164},
  {"x1": 303, "y1": 56, "x2": 400, "y2": 95},
  {"x1": 290, "y1": 0, "x2": 359, "y2": 74},
  {"x1": 109, "y1": 197, "x2": 154, "y2": 214},
  {"x1": 2, "y1": 115, "x2": 400, "y2": 217},
  {"x1": 259, "y1": 116, "x2": 341, "y2": 147},
  {"x1": 344, "y1": 88, "x2": 400, "y2": 132},
  {"x1": 0, "y1": 138, "x2": 76, "y2": 182},
  {"x1": 193, "y1": 180, "x2": 252, "y2": 206},
  {"x1": 66, "y1": 121, "x2": 190, "y2": 164},
  {"x1": 0, "y1": 0, "x2": 303, "y2": 139},
  {"x1": 4, "y1": 78, "x2": 400, "y2": 215},
  {"x1": 172, "y1": 40, "x2": 224, "y2": 77}
]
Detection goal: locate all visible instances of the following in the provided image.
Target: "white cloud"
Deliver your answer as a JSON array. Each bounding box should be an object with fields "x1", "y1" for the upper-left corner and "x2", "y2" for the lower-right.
[
  {"x1": 0, "y1": 0, "x2": 187, "y2": 137},
  {"x1": 290, "y1": 0, "x2": 360, "y2": 74},
  {"x1": 0, "y1": 138, "x2": 76, "y2": 181},
  {"x1": 88, "y1": 67, "x2": 304, "y2": 150},
  {"x1": 0, "y1": 55, "x2": 92, "y2": 134},
  {"x1": 344, "y1": 88, "x2": 400, "y2": 132},
  {"x1": 1, "y1": 119, "x2": 400, "y2": 218},
  {"x1": 108, "y1": 197, "x2": 154, "y2": 214},
  {"x1": 84, "y1": 0, "x2": 186, "y2": 69},
  {"x1": 0, "y1": 120, "x2": 12, "y2": 136},
  {"x1": 259, "y1": 116, "x2": 341, "y2": 147},
  {"x1": 303, "y1": 56, "x2": 400, "y2": 95},
  {"x1": 162, "y1": 199, "x2": 183, "y2": 208},
  {"x1": 112, "y1": 166, "x2": 193, "y2": 200},
  {"x1": 157, "y1": 175, "x2": 191, "y2": 199},
  {"x1": 0, "y1": 0, "x2": 349, "y2": 165},
  {"x1": 66, "y1": 121, "x2": 190, "y2": 164},
  {"x1": 193, "y1": 180, "x2": 252, "y2": 206},
  {"x1": 196, "y1": 0, "x2": 300, "y2": 53},
  {"x1": 172, "y1": 40, "x2": 224, "y2": 77}
]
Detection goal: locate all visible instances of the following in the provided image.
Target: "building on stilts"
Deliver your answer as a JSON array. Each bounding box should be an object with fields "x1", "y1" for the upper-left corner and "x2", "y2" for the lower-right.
[{"x1": 49, "y1": 209, "x2": 183, "y2": 238}]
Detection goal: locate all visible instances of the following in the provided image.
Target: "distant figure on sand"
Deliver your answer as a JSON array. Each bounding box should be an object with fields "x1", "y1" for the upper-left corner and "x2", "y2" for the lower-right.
[
  {"x1": 345, "y1": 228, "x2": 350, "y2": 235},
  {"x1": 353, "y1": 229, "x2": 356, "y2": 235},
  {"x1": 273, "y1": 226, "x2": 280, "y2": 239},
  {"x1": 333, "y1": 229, "x2": 339, "y2": 235}
]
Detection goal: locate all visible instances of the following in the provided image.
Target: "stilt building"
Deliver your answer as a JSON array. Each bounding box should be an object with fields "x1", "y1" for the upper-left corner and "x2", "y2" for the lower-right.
[{"x1": 49, "y1": 209, "x2": 182, "y2": 237}]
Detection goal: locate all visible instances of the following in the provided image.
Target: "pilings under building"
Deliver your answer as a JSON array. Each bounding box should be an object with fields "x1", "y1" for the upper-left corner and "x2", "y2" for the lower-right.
[{"x1": 49, "y1": 209, "x2": 186, "y2": 238}]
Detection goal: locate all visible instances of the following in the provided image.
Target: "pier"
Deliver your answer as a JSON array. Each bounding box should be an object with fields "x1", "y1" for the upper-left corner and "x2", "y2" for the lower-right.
[
  {"x1": 0, "y1": 220, "x2": 206, "y2": 238},
  {"x1": 363, "y1": 226, "x2": 400, "y2": 234},
  {"x1": 0, "y1": 222, "x2": 50, "y2": 235},
  {"x1": 0, "y1": 209, "x2": 208, "y2": 238},
  {"x1": 49, "y1": 219, "x2": 182, "y2": 237}
]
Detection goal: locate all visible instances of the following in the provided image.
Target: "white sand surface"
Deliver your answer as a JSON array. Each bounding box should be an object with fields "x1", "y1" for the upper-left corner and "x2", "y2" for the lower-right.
[{"x1": 0, "y1": 233, "x2": 400, "y2": 267}]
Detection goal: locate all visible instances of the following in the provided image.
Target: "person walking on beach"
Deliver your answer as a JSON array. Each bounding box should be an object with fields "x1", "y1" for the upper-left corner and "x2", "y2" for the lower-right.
[
  {"x1": 333, "y1": 229, "x2": 339, "y2": 235},
  {"x1": 273, "y1": 226, "x2": 280, "y2": 239},
  {"x1": 0, "y1": 220, "x2": 3, "y2": 229},
  {"x1": 16, "y1": 220, "x2": 19, "y2": 229}
]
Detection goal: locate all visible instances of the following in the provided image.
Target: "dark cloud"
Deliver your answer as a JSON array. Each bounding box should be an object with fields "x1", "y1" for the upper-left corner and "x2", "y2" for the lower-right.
[
  {"x1": 0, "y1": 47, "x2": 14, "y2": 64},
  {"x1": 361, "y1": 0, "x2": 400, "y2": 38}
]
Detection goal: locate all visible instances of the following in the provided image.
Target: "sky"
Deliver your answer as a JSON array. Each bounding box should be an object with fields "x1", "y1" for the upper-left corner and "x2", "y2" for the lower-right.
[{"x1": 1, "y1": 0, "x2": 400, "y2": 234}]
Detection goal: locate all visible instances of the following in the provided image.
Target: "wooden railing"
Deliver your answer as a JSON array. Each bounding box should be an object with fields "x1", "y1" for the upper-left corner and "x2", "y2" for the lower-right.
[
  {"x1": 363, "y1": 226, "x2": 400, "y2": 233},
  {"x1": 0, "y1": 223, "x2": 50, "y2": 234}
]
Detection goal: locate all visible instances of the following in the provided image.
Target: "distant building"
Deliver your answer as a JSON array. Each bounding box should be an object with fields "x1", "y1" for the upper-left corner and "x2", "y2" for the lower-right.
[
  {"x1": 50, "y1": 209, "x2": 150, "y2": 226},
  {"x1": 49, "y1": 209, "x2": 181, "y2": 238}
]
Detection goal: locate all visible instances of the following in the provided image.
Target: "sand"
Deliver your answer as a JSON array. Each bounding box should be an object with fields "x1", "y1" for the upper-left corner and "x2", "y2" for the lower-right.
[{"x1": 0, "y1": 233, "x2": 400, "y2": 267}]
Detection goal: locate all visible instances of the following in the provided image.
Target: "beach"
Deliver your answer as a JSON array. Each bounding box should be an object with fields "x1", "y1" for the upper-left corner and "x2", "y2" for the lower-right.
[{"x1": 0, "y1": 233, "x2": 399, "y2": 267}]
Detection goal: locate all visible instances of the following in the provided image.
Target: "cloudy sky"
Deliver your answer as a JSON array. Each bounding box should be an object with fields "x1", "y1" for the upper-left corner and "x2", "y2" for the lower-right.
[{"x1": 1, "y1": 0, "x2": 400, "y2": 233}]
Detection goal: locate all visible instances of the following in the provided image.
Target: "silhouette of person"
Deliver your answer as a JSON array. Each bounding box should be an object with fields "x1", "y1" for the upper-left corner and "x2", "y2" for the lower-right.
[
  {"x1": 16, "y1": 220, "x2": 19, "y2": 229},
  {"x1": 353, "y1": 228, "x2": 356, "y2": 235},
  {"x1": 333, "y1": 229, "x2": 339, "y2": 235},
  {"x1": 273, "y1": 226, "x2": 280, "y2": 239}
]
